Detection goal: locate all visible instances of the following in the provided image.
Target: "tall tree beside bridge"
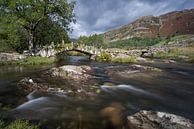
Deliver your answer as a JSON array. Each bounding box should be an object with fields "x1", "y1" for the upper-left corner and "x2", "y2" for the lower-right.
[{"x1": 0, "y1": 0, "x2": 75, "y2": 50}]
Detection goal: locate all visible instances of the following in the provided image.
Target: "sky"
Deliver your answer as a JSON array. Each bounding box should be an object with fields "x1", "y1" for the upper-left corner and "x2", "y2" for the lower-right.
[{"x1": 69, "y1": 0, "x2": 194, "y2": 38}]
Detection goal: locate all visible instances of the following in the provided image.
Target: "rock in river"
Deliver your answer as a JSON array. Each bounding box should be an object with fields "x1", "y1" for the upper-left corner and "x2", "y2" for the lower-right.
[
  {"x1": 127, "y1": 110, "x2": 194, "y2": 129},
  {"x1": 17, "y1": 77, "x2": 49, "y2": 95},
  {"x1": 17, "y1": 65, "x2": 98, "y2": 99},
  {"x1": 106, "y1": 64, "x2": 161, "y2": 78},
  {"x1": 45, "y1": 65, "x2": 96, "y2": 85}
]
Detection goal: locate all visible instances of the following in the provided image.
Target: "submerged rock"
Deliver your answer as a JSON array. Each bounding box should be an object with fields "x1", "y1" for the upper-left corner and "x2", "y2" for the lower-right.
[
  {"x1": 17, "y1": 78, "x2": 49, "y2": 95},
  {"x1": 106, "y1": 64, "x2": 161, "y2": 78},
  {"x1": 136, "y1": 57, "x2": 147, "y2": 62},
  {"x1": 18, "y1": 75, "x2": 98, "y2": 99},
  {"x1": 127, "y1": 110, "x2": 194, "y2": 129}
]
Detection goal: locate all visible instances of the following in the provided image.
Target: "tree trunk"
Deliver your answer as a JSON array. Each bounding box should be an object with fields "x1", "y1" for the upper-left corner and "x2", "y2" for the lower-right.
[{"x1": 29, "y1": 30, "x2": 34, "y2": 50}]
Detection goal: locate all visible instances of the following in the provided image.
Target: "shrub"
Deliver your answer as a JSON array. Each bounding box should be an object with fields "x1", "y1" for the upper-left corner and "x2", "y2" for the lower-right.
[{"x1": 97, "y1": 52, "x2": 111, "y2": 62}]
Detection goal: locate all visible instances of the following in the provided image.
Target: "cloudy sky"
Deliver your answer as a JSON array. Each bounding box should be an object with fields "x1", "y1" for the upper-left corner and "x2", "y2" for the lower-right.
[{"x1": 69, "y1": 0, "x2": 194, "y2": 38}]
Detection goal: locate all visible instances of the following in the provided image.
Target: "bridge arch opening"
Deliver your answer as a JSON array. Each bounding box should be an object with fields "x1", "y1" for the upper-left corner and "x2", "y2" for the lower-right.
[
  {"x1": 55, "y1": 49, "x2": 94, "y2": 63},
  {"x1": 57, "y1": 49, "x2": 93, "y2": 56}
]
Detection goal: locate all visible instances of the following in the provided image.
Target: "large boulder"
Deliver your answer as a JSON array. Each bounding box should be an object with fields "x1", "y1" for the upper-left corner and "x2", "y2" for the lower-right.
[
  {"x1": 45, "y1": 65, "x2": 96, "y2": 84},
  {"x1": 106, "y1": 64, "x2": 162, "y2": 83},
  {"x1": 127, "y1": 110, "x2": 194, "y2": 129},
  {"x1": 0, "y1": 52, "x2": 26, "y2": 61}
]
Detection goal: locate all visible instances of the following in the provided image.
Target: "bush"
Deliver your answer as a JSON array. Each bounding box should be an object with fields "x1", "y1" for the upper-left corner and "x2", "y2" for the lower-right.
[{"x1": 96, "y1": 52, "x2": 111, "y2": 62}]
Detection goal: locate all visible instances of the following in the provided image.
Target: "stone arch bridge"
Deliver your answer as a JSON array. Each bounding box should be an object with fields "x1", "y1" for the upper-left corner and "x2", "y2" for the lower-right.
[
  {"x1": 36, "y1": 43, "x2": 144, "y2": 59},
  {"x1": 37, "y1": 44, "x2": 102, "y2": 58}
]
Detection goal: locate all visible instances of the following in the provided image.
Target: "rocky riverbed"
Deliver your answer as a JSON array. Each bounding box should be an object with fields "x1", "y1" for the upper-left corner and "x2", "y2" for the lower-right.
[{"x1": 1, "y1": 56, "x2": 194, "y2": 129}]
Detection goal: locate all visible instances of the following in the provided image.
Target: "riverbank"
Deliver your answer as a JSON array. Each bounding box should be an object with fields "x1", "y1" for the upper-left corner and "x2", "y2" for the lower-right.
[{"x1": 0, "y1": 56, "x2": 56, "y2": 66}]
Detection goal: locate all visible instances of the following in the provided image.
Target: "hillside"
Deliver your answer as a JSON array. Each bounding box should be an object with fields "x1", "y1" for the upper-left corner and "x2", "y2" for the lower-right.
[{"x1": 103, "y1": 9, "x2": 194, "y2": 42}]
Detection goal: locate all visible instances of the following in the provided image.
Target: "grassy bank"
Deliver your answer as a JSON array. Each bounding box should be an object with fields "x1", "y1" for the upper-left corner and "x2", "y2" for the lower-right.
[
  {"x1": 0, "y1": 56, "x2": 56, "y2": 66},
  {"x1": 154, "y1": 47, "x2": 194, "y2": 63}
]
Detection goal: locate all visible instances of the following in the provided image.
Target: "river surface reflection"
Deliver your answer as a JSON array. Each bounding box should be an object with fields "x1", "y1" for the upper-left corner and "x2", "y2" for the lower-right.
[{"x1": 0, "y1": 56, "x2": 194, "y2": 129}]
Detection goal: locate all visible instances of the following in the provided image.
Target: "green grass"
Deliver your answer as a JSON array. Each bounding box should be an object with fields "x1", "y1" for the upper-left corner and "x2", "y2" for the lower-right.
[
  {"x1": 153, "y1": 47, "x2": 194, "y2": 63},
  {"x1": 170, "y1": 35, "x2": 193, "y2": 41},
  {"x1": 103, "y1": 35, "x2": 193, "y2": 49},
  {"x1": 103, "y1": 37, "x2": 161, "y2": 49},
  {"x1": 0, "y1": 56, "x2": 56, "y2": 66},
  {"x1": 157, "y1": 35, "x2": 194, "y2": 46},
  {"x1": 0, "y1": 119, "x2": 39, "y2": 129}
]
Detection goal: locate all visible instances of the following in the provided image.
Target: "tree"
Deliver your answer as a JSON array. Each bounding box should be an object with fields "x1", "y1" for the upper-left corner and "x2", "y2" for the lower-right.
[
  {"x1": 34, "y1": 17, "x2": 70, "y2": 47},
  {"x1": 0, "y1": 0, "x2": 75, "y2": 50},
  {"x1": 77, "y1": 34, "x2": 104, "y2": 48}
]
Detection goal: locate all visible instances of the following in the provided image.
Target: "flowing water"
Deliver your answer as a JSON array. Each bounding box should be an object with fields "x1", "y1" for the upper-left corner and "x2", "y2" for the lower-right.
[{"x1": 0, "y1": 56, "x2": 194, "y2": 129}]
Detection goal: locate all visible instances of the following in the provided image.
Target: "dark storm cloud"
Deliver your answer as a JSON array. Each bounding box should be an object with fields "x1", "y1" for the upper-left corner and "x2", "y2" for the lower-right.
[{"x1": 69, "y1": 0, "x2": 194, "y2": 38}]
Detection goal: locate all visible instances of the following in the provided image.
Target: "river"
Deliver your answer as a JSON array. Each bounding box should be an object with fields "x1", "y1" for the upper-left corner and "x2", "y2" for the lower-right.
[{"x1": 0, "y1": 56, "x2": 194, "y2": 129}]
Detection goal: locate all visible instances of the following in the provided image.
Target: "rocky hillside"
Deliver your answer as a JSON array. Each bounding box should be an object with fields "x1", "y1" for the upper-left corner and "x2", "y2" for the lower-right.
[{"x1": 104, "y1": 9, "x2": 194, "y2": 42}]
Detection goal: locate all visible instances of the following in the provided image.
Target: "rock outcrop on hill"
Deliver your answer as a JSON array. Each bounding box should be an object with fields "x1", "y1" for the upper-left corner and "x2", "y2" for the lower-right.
[{"x1": 104, "y1": 9, "x2": 194, "y2": 42}]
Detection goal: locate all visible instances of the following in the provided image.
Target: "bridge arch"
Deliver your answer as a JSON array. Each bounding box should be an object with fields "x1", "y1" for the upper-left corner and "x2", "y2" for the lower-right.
[
  {"x1": 56, "y1": 48, "x2": 94, "y2": 57},
  {"x1": 38, "y1": 43, "x2": 102, "y2": 58}
]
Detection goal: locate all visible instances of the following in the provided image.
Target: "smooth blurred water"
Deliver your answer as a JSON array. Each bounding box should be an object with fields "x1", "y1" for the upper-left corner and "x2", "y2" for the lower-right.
[{"x1": 1, "y1": 56, "x2": 194, "y2": 129}]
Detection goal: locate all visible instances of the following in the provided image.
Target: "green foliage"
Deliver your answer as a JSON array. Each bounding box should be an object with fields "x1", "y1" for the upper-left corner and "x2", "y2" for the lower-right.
[
  {"x1": 0, "y1": 19, "x2": 28, "y2": 52},
  {"x1": 0, "y1": 56, "x2": 56, "y2": 66},
  {"x1": 78, "y1": 34, "x2": 104, "y2": 48},
  {"x1": 0, "y1": 0, "x2": 75, "y2": 50},
  {"x1": 34, "y1": 18, "x2": 70, "y2": 47},
  {"x1": 111, "y1": 56, "x2": 137, "y2": 63},
  {"x1": 104, "y1": 38, "x2": 161, "y2": 49},
  {"x1": 4, "y1": 120, "x2": 39, "y2": 129},
  {"x1": 96, "y1": 52, "x2": 111, "y2": 62}
]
